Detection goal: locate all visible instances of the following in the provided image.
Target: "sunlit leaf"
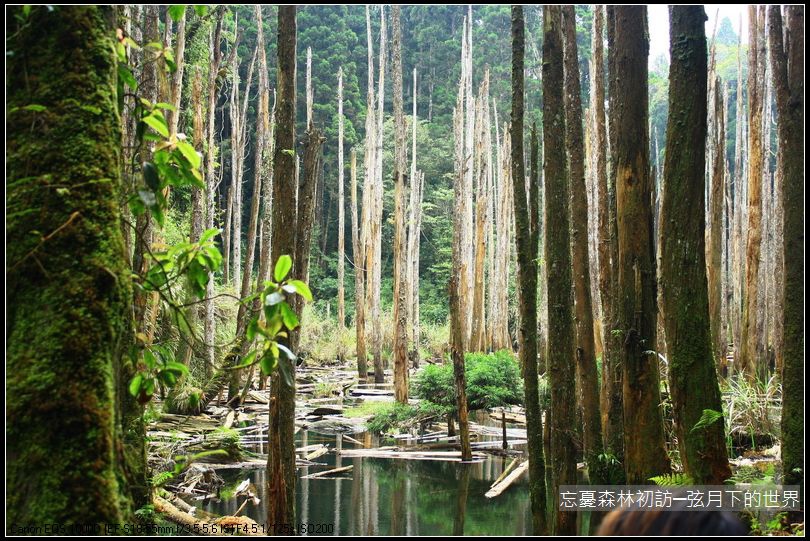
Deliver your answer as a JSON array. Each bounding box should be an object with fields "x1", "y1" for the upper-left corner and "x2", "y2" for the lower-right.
[
  {"x1": 274, "y1": 254, "x2": 292, "y2": 282},
  {"x1": 286, "y1": 280, "x2": 313, "y2": 302}
]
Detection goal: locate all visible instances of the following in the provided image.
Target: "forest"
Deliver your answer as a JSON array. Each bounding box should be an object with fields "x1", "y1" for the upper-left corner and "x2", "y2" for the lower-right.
[{"x1": 5, "y1": 4, "x2": 804, "y2": 537}]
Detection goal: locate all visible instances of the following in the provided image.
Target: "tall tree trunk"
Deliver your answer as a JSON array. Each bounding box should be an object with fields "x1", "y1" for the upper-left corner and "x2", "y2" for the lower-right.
[
  {"x1": 351, "y1": 149, "x2": 368, "y2": 378},
  {"x1": 562, "y1": 5, "x2": 605, "y2": 487},
  {"x1": 660, "y1": 6, "x2": 731, "y2": 485},
  {"x1": 739, "y1": 6, "x2": 766, "y2": 379},
  {"x1": 337, "y1": 67, "x2": 346, "y2": 362},
  {"x1": 543, "y1": 7, "x2": 577, "y2": 534},
  {"x1": 613, "y1": 6, "x2": 670, "y2": 484},
  {"x1": 600, "y1": 6, "x2": 625, "y2": 473},
  {"x1": 708, "y1": 68, "x2": 727, "y2": 371},
  {"x1": 268, "y1": 6, "x2": 297, "y2": 530},
  {"x1": 768, "y1": 4, "x2": 804, "y2": 489},
  {"x1": 7, "y1": 5, "x2": 134, "y2": 523},
  {"x1": 408, "y1": 67, "x2": 422, "y2": 366},
  {"x1": 392, "y1": 6, "x2": 409, "y2": 403},
  {"x1": 512, "y1": 6, "x2": 547, "y2": 535}
]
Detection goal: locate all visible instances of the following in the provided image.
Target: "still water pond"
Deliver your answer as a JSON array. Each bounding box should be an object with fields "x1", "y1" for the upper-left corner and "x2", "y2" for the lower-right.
[{"x1": 197, "y1": 431, "x2": 532, "y2": 535}]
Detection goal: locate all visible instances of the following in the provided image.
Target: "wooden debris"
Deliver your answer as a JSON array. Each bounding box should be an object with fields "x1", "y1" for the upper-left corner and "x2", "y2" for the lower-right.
[
  {"x1": 301, "y1": 465, "x2": 354, "y2": 479},
  {"x1": 337, "y1": 448, "x2": 486, "y2": 462},
  {"x1": 490, "y1": 458, "x2": 518, "y2": 488},
  {"x1": 485, "y1": 460, "x2": 528, "y2": 498}
]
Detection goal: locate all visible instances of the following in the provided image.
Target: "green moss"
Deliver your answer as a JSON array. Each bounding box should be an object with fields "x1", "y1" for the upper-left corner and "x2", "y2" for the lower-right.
[{"x1": 7, "y1": 6, "x2": 136, "y2": 525}]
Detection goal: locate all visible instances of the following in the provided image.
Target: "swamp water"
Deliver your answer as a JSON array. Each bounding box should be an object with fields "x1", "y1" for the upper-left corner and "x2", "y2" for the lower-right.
[{"x1": 196, "y1": 431, "x2": 533, "y2": 535}]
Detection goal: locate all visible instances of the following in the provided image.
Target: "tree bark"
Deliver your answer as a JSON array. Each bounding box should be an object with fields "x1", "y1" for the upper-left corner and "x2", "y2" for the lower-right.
[
  {"x1": 7, "y1": 5, "x2": 134, "y2": 523},
  {"x1": 351, "y1": 149, "x2": 368, "y2": 378},
  {"x1": 562, "y1": 5, "x2": 605, "y2": 487},
  {"x1": 392, "y1": 6, "x2": 409, "y2": 403},
  {"x1": 660, "y1": 6, "x2": 731, "y2": 485},
  {"x1": 739, "y1": 6, "x2": 766, "y2": 379},
  {"x1": 268, "y1": 5, "x2": 298, "y2": 530},
  {"x1": 337, "y1": 67, "x2": 346, "y2": 362},
  {"x1": 613, "y1": 6, "x2": 670, "y2": 484},
  {"x1": 767, "y1": 4, "x2": 804, "y2": 489},
  {"x1": 600, "y1": 6, "x2": 625, "y2": 473},
  {"x1": 512, "y1": 6, "x2": 547, "y2": 535},
  {"x1": 543, "y1": 7, "x2": 577, "y2": 534}
]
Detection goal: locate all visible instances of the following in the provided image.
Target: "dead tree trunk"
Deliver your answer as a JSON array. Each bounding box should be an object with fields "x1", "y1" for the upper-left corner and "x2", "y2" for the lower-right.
[
  {"x1": 392, "y1": 6, "x2": 409, "y2": 403},
  {"x1": 337, "y1": 67, "x2": 346, "y2": 362},
  {"x1": 739, "y1": 6, "x2": 766, "y2": 379},
  {"x1": 351, "y1": 149, "x2": 368, "y2": 378}
]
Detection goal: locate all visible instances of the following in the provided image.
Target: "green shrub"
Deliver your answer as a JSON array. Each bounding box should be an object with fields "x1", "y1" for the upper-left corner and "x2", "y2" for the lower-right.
[{"x1": 411, "y1": 349, "x2": 524, "y2": 413}]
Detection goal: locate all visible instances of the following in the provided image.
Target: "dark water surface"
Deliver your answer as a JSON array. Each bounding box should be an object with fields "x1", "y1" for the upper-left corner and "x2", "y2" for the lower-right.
[{"x1": 197, "y1": 430, "x2": 532, "y2": 535}]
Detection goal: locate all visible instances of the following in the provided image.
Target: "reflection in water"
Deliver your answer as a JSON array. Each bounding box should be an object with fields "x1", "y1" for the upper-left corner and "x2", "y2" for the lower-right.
[{"x1": 197, "y1": 431, "x2": 532, "y2": 535}]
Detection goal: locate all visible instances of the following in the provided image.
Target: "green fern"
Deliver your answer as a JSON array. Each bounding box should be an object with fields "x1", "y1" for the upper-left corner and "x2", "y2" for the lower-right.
[
  {"x1": 691, "y1": 408, "x2": 724, "y2": 433},
  {"x1": 649, "y1": 473, "x2": 694, "y2": 486}
]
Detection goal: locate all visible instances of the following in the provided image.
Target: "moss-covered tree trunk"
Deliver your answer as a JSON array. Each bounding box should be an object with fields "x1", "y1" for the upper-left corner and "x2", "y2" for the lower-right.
[
  {"x1": 660, "y1": 6, "x2": 731, "y2": 485},
  {"x1": 7, "y1": 5, "x2": 134, "y2": 524},
  {"x1": 543, "y1": 6, "x2": 577, "y2": 535},
  {"x1": 613, "y1": 6, "x2": 670, "y2": 484},
  {"x1": 511, "y1": 6, "x2": 547, "y2": 535},
  {"x1": 268, "y1": 5, "x2": 298, "y2": 530},
  {"x1": 767, "y1": 5, "x2": 804, "y2": 489},
  {"x1": 562, "y1": 4, "x2": 605, "y2": 487}
]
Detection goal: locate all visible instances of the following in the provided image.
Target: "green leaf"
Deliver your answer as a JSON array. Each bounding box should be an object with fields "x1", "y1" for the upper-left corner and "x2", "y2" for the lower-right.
[
  {"x1": 143, "y1": 112, "x2": 169, "y2": 137},
  {"x1": 246, "y1": 318, "x2": 259, "y2": 341},
  {"x1": 277, "y1": 356, "x2": 295, "y2": 387},
  {"x1": 193, "y1": 5, "x2": 208, "y2": 17},
  {"x1": 129, "y1": 373, "x2": 144, "y2": 397},
  {"x1": 287, "y1": 280, "x2": 313, "y2": 302},
  {"x1": 118, "y1": 64, "x2": 138, "y2": 90},
  {"x1": 143, "y1": 162, "x2": 160, "y2": 191},
  {"x1": 23, "y1": 104, "x2": 48, "y2": 112},
  {"x1": 274, "y1": 254, "x2": 292, "y2": 282},
  {"x1": 276, "y1": 343, "x2": 297, "y2": 361},
  {"x1": 279, "y1": 302, "x2": 299, "y2": 330},
  {"x1": 199, "y1": 228, "x2": 219, "y2": 243},
  {"x1": 168, "y1": 5, "x2": 186, "y2": 22},
  {"x1": 236, "y1": 350, "x2": 258, "y2": 369},
  {"x1": 176, "y1": 139, "x2": 201, "y2": 169},
  {"x1": 165, "y1": 361, "x2": 189, "y2": 376},
  {"x1": 260, "y1": 353, "x2": 277, "y2": 376}
]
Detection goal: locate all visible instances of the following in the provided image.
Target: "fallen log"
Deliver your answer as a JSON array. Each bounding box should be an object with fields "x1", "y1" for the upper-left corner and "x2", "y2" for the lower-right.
[
  {"x1": 490, "y1": 458, "x2": 518, "y2": 488},
  {"x1": 301, "y1": 465, "x2": 354, "y2": 479},
  {"x1": 485, "y1": 460, "x2": 529, "y2": 498}
]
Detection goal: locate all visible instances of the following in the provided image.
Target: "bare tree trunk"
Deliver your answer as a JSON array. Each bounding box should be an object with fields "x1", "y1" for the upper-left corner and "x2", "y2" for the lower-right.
[
  {"x1": 268, "y1": 5, "x2": 297, "y2": 530},
  {"x1": 512, "y1": 6, "x2": 547, "y2": 534},
  {"x1": 407, "y1": 68, "x2": 422, "y2": 367},
  {"x1": 168, "y1": 7, "x2": 186, "y2": 137},
  {"x1": 613, "y1": 6, "x2": 670, "y2": 484},
  {"x1": 337, "y1": 67, "x2": 346, "y2": 362},
  {"x1": 392, "y1": 6, "x2": 409, "y2": 403},
  {"x1": 598, "y1": 6, "x2": 624, "y2": 471},
  {"x1": 351, "y1": 149, "x2": 367, "y2": 378},
  {"x1": 708, "y1": 70, "x2": 726, "y2": 368},
  {"x1": 739, "y1": 6, "x2": 766, "y2": 379}
]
